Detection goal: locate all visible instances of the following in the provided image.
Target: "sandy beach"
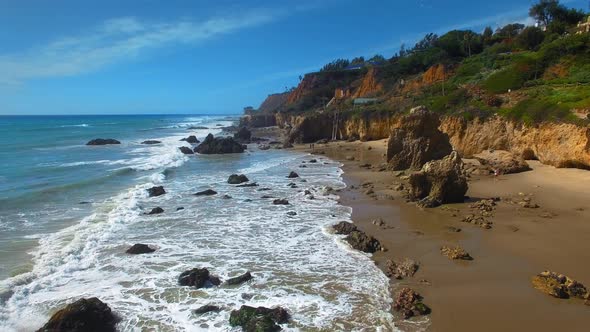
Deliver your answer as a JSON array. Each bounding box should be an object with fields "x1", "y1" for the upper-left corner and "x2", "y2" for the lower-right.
[{"x1": 295, "y1": 138, "x2": 590, "y2": 331}]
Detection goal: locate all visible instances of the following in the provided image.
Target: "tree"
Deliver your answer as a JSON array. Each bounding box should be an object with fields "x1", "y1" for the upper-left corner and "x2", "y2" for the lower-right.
[
  {"x1": 482, "y1": 26, "x2": 494, "y2": 46},
  {"x1": 368, "y1": 54, "x2": 386, "y2": 63},
  {"x1": 351, "y1": 56, "x2": 365, "y2": 65},
  {"x1": 529, "y1": 0, "x2": 586, "y2": 26},
  {"x1": 495, "y1": 23, "x2": 525, "y2": 40},
  {"x1": 320, "y1": 59, "x2": 350, "y2": 72},
  {"x1": 516, "y1": 26, "x2": 546, "y2": 50},
  {"x1": 414, "y1": 33, "x2": 439, "y2": 51}
]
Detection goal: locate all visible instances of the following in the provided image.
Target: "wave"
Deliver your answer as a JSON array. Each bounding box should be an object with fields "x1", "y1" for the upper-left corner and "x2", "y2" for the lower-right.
[{"x1": 60, "y1": 124, "x2": 89, "y2": 128}]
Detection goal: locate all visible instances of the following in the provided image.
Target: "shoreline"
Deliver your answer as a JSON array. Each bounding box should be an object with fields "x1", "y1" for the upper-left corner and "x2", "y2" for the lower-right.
[{"x1": 292, "y1": 138, "x2": 590, "y2": 331}]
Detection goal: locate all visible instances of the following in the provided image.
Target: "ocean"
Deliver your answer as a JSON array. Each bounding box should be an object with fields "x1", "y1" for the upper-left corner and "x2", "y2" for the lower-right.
[{"x1": 0, "y1": 114, "x2": 395, "y2": 331}]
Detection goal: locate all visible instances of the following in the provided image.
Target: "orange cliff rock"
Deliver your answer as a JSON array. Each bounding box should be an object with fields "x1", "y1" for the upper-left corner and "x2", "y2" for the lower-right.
[{"x1": 353, "y1": 67, "x2": 383, "y2": 98}]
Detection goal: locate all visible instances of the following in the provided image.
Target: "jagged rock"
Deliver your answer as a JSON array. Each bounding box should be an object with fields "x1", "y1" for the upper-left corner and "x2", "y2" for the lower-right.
[
  {"x1": 178, "y1": 268, "x2": 221, "y2": 288},
  {"x1": 387, "y1": 108, "x2": 452, "y2": 170},
  {"x1": 228, "y1": 174, "x2": 249, "y2": 184},
  {"x1": 147, "y1": 186, "x2": 166, "y2": 197},
  {"x1": 86, "y1": 139, "x2": 120, "y2": 146},
  {"x1": 179, "y1": 146, "x2": 194, "y2": 155},
  {"x1": 333, "y1": 221, "x2": 357, "y2": 235},
  {"x1": 273, "y1": 199, "x2": 289, "y2": 205},
  {"x1": 194, "y1": 189, "x2": 217, "y2": 196},
  {"x1": 194, "y1": 134, "x2": 245, "y2": 154},
  {"x1": 345, "y1": 230, "x2": 381, "y2": 253},
  {"x1": 234, "y1": 127, "x2": 252, "y2": 142},
  {"x1": 226, "y1": 272, "x2": 253, "y2": 286},
  {"x1": 440, "y1": 245, "x2": 473, "y2": 260},
  {"x1": 141, "y1": 140, "x2": 161, "y2": 145},
  {"x1": 36, "y1": 297, "x2": 118, "y2": 332},
  {"x1": 148, "y1": 207, "x2": 164, "y2": 215},
  {"x1": 409, "y1": 151, "x2": 468, "y2": 206},
  {"x1": 229, "y1": 305, "x2": 289, "y2": 331},
  {"x1": 385, "y1": 259, "x2": 419, "y2": 279},
  {"x1": 474, "y1": 149, "x2": 531, "y2": 174},
  {"x1": 193, "y1": 304, "x2": 221, "y2": 315},
  {"x1": 181, "y1": 135, "x2": 200, "y2": 144},
  {"x1": 531, "y1": 271, "x2": 588, "y2": 299},
  {"x1": 393, "y1": 288, "x2": 431, "y2": 319},
  {"x1": 287, "y1": 171, "x2": 299, "y2": 178},
  {"x1": 126, "y1": 244, "x2": 155, "y2": 254}
]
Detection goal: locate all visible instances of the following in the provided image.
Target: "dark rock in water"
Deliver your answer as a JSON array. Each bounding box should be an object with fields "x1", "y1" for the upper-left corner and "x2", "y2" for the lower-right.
[
  {"x1": 309, "y1": 159, "x2": 317, "y2": 163},
  {"x1": 176, "y1": 207, "x2": 185, "y2": 211},
  {"x1": 237, "y1": 182, "x2": 258, "y2": 188},
  {"x1": 287, "y1": 212, "x2": 297, "y2": 216},
  {"x1": 86, "y1": 138, "x2": 121, "y2": 146},
  {"x1": 345, "y1": 230, "x2": 381, "y2": 253},
  {"x1": 333, "y1": 221, "x2": 357, "y2": 235},
  {"x1": 180, "y1": 135, "x2": 200, "y2": 144},
  {"x1": 287, "y1": 183, "x2": 298, "y2": 188},
  {"x1": 79, "y1": 201, "x2": 92, "y2": 205},
  {"x1": 148, "y1": 207, "x2": 164, "y2": 215},
  {"x1": 179, "y1": 146, "x2": 194, "y2": 155},
  {"x1": 287, "y1": 171, "x2": 299, "y2": 178},
  {"x1": 126, "y1": 244, "x2": 155, "y2": 254},
  {"x1": 194, "y1": 305, "x2": 221, "y2": 315},
  {"x1": 194, "y1": 134, "x2": 245, "y2": 154},
  {"x1": 228, "y1": 174, "x2": 249, "y2": 184},
  {"x1": 194, "y1": 189, "x2": 217, "y2": 196},
  {"x1": 258, "y1": 188, "x2": 272, "y2": 191},
  {"x1": 225, "y1": 272, "x2": 253, "y2": 286},
  {"x1": 261, "y1": 195, "x2": 274, "y2": 199},
  {"x1": 273, "y1": 199, "x2": 289, "y2": 205},
  {"x1": 147, "y1": 186, "x2": 166, "y2": 197},
  {"x1": 229, "y1": 305, "x2": 289, "y2": 331},
  {"x1": 409, "y1": 151, "x2": 468, "y2": 205},
  {"x1": 141, "y1": 140, "x2": 161, "y2": 145},
  {"x1": 188, "y1": 126, "x2": 208, "y2": 130},
  {"x1": 36, "y1": 297, "x2": 118, "y2": 332},
  {"x1": 234, "y1": 127, "x2": 252, "y2": 142},
  {"x1": 178, "y1": 268, "x2": 221, "y2": 288},
  {"x1": 393, "y1": 288, "x2": 430, "y2": 319},
  {"x1": 223, "y1": 195, "x2": 232, "y2": 199}
]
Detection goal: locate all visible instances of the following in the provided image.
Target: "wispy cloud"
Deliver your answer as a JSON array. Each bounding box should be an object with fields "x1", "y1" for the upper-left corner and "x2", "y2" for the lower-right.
[{"x1": 0, "y1": 11, "x2": 279, "y2": 85}]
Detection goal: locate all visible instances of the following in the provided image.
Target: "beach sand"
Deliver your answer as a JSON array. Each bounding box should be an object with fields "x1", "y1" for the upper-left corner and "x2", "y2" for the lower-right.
[{"x1": 295, "y1": 139, "x2": 590, "y2": 332}]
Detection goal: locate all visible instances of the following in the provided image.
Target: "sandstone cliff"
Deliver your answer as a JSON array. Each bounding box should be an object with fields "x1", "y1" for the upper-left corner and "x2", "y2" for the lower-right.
[{"x1": 258, "y1": 92, "x2": 289, "y2": 113}]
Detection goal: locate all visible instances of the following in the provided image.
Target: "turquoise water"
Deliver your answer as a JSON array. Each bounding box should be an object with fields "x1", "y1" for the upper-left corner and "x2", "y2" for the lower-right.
[{"x1": 0, "y1": 115, "x2": 397, "y2": 331}]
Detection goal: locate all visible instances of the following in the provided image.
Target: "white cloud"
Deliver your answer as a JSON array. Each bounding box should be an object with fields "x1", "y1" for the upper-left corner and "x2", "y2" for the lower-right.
[{"x1": 0, "y1": 11, "x2": 277, "y2": 85}]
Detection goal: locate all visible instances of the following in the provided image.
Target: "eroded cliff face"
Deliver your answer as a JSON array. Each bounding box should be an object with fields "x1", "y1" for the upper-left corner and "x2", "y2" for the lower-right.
[
  {"x1": 258, "y1": 92, "x2": 289, "y2": 113},
  {"x1": 353, "y1": 67, "x2": 383, "y2": 98}
]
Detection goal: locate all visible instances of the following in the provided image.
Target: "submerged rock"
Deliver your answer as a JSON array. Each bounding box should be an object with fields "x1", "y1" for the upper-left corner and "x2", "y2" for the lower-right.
[
  {"x1": 474, "y1": 149, "x2": 531, "y2": 174},
  {"x1": 385, "y1": 258, "x2": 419, "y2": 280},
  {"x1": 332, "y1": 221, "x2": 357, "y2": 235},
  {"x1": 393, "y1": 288, "x2": 431, "y2": 319},
  {"x1": 126, "y1": 244, "x2": 155, "y2": 255},
  {"x1": 193, "y1": 304, "x2": 221, "y2": 315},
  {"x1": 225, "y1": 272, "x2": 253, "y2": 286},
  {"x1": 36, "y1": 297, "x2": 118, "y2": 332},
  {"x1": 228, "y1": 174, "x2": 249, "y2": 184},
  {"x1": 86, "y1": 138, "x2": 120, "y2": 146},
  {"x1": 440, "y1": 245, "x2": 472, "y2": 260},
  {"x1": 531, "y1": 271, "x2": 588, "y2": 299},
  {"x1": 273, "y1": 199, "x2": 289, "y2": 205},
  {"x1": 178, "y1": 268, "x2": 221, "y2": 288},
  {"x1": 141, "y1": 140, "x2": 161, "y2": 145},
  {"x1": 194, "y1": 189, "x2": 218, "y2": 196},
  {"x1": 229, "y1": 305, "x2": 289, "y2": 332},
  {"x1": 287, "y1": 171, "x2": 299, "y2": 178},
  {"x1": 345, "y1": 230, "x2": 381, "y2": 253},
  {"x1": 148, "y1": 207, "x2": 164, "y2": 215},
  {"x1": 147, "y1": 186, "x2": 166, "y2": 197},
  {"x1": 194, "y1": 134, "x2": 245, "y2": 154},
  {"x1": 179, "y1": 146, "x2": 194, "y2": 155}
]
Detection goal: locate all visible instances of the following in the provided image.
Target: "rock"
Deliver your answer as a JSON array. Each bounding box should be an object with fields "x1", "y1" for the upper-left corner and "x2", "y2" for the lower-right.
[
  {"x1": 177, "y1": 207, "x2": 185, "y2": 211},
  {"x1": 237, "y1": 182, "x2": 259, "y2": 188},
  {"x1": 178, "y1": 268, "x2": 221, "y2": 288},
  {"x1": 141, "y1": 140, "x2": 161, "y2": 145},
  {"x1": 393, "y1": 288, "x2": 430, "y2": 319},
  {"x1": 409, "y1": 151, "x2": 468, "y2": 205},
  {"x1": 193, "y1": 304, "x2": 221, "y2": 315},
  {"x1": 387, "y1": 108, "x2": 452, "y2": 170},
  {"x1": 86, "y1": 139, "x2": 121, "y2": 146},
  {"x1": 188, "y1": 126, "x2": 209, "y2": 130},
  {"x1": 126, "y1": 244, "x2": 155, "y2": 254},
  {"x1": 446, "y1": 226, "x2": 462, "y2": 233},
  {"x1": 229, "y1": 305, "x2": 289, "y2": 331},
  {"x1": 333, "y1": 221, "x2": 357, "y2": 235},
  {"x1": 287, "y1": 212, "x2": 297, "y2": 216},
  {"x1": 147, "y1": 186, "x2": 166, "y2": 197},
  {"x1": 273, "y1": 199, "x2": 289, "y2": 205},
  {"x1": 223, "y1": 194, "x2": 232, "y2": 199},
  {"x1": 194, "y1": 134, "x2": 245, "y2": 154},
  {"x1": 309, "y1": 159, "x2": 317, "y2": 163},
  {"x1": 225, "y1": 272, "x2": 253, "y2": 286},
  {"x1": 474, "y1": 149, "x2": 531, "y2": 174},
  {"x1": 194, "y1": 189, "x2": 218, "y2": 196},
  {"x1": 228, "y1": 174, "x2": 249, "y2": 184},
  {"x1": 385, "y1": 258, "x2": 419, "y2": 279},
  {"x1": 287, "y1": 171, "x2": 299, "y2": 178},
  {"x1": 345, "y1": 230, "x2": 381, "y2": 253},
  {"x1": 283, "y1": 141, "x2": 294, "y2": 149},
  {"x1": 179, "y1": 146, "x2": 194, "y2": 155},
  {"x1": 461, "y1": 214, "x2": 493, "y2": 229},
  {"x1": 148, "y1": 207, "x2": 164, "y2": 215},
  {"x1": 440, "y1": 245, "x2": 473, "y2": 260},
  {"x1": 287, "y1": 183, "x2": 298, "y2": 188},
  {"x1": 234, "y1": 127, "x2": 252, "y2": 142},
  {"x1": 531, "y1": 271, "x2": 588, "y2": 299},
  {"x1": 181, "y1": 135, "x2": 200, "y2": 144},
  {"x1": 37, "y1": 297, "x2": 118, "y2": 332}
]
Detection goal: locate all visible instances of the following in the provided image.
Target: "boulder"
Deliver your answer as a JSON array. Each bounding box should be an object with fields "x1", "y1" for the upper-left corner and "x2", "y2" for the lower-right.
[
  {"x1": 194, "y1": 189, "x2": 217, "y2": 196},
  {"x1": 345, "y1": 230, "x2": 381, "y2": 253},
  {"x1": 36, "y1": 298, "x2": 118, "y2": 332},
  {"x1": 393, "y1": 288, "x2": 431, "y2": 319},
  {"x1": 273, "y1": 199, "x2": 289, "y2": 205},
  {"x1": 86, "y1": 139, "x2": 121, "y2": 146},
  {"x1": 228, "y1": 174, "x2": 249, "y2": 184},
  {"x1": 333, "y1": 221, "x2": 357, "y2": 235},
  {"x1": 287, "y1": 171, "x2": 299, "y2": 179},
  {"x1": 180, "y1": 135, "x2": 200, "y2": 144},
  {"x1": 148, "y1": 207, "x2": 164, "y2": 215},
  {"x1": 147, "y1": 186, "x2": 166, "y2": 197},
  {"x1": 474, "y1": 149, "x2": 531, "y2": 174},
  {"x1": 229, "y1": 305, "x2": 289, "y2": 332},
  {"x1": 531, "y1": 271, "x2": 588, "y2": 299},
  {"x1": 386, "y1": 108, "x2": 452, "y2": 170},
  {"x1": 193, "y1": 304, "x2": 221, "y2": 315},
  {"x1": 234, "y1": 127, "x2": 252, "y2": 142},
  {"x1": 440, "y1": 245, "x2": 472, "y2": 260},
  {"x1": 194, "y1": 134, "x2": 245, "y2": 154},
  {"x1": 179, "y1": 146, "x2": 194, "y2": 155},
  {"x1": 385, "y1": 258, "x2": 419, "y2": 280},
  {"x1": 225, "y1": 272, "x2": 253, "y2": 286},
  {"x1": 178, "y1": 268, "x2": 221, "y2": 288},
  {"x1": 141, "y1": 140, "x2": 161, "y2": 145},
  {"x1": 126, "y1": 244, "x2": 155, "y2": 254},
  {"x1": 409, "y1": 151, "x2": 468, "y2": 207}
]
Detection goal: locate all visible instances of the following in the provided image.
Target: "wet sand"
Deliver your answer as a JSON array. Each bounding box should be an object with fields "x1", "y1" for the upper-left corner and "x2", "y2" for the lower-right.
[{"x1": 295, "y1": 139, "x2": 590, "y2": 332}]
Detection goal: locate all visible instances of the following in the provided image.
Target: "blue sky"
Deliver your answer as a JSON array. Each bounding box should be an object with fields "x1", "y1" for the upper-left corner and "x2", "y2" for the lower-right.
[{"x1": 0, "y1": 0, "x2": 587, "y2": 115}]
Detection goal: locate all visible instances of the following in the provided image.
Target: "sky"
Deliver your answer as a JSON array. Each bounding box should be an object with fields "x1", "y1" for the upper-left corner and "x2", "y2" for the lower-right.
[{"x1": 0, "y1": 0, "x2": 587, "y2": 115}]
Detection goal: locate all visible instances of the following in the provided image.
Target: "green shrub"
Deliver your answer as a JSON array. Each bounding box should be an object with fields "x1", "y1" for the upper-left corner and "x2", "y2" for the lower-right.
[{"x1": 500, "y1": 98, "x2": 572, "y2": 124}]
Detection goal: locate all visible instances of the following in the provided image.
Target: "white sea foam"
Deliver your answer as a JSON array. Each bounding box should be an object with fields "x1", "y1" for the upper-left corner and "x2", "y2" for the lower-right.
[{"x1": 60, "y1": 124, "x2": 89, "y2": 128}]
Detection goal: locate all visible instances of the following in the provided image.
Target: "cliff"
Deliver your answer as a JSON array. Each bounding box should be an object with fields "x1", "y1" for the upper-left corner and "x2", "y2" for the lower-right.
[
  {"x1": 353, "y1": 67, "x2": 383, "y2": 98},
  {"x1": 258, "y1": 92, "x2": 289, "y2": 113}
]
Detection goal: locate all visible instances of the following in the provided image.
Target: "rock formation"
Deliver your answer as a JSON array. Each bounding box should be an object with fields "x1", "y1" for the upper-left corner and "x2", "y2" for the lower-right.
[
  {"x1": 393, "y1": 288, "x2": 430, "y2": 319},
  {"x1": 147, "y1": 186, "x2": 166, "y2": 197},
  {"x1": 234, "y1": 127, "x2": 252, "y2": 143},
  {"x1": 178, "y1": 268, "x2": 221, "y2": 288},
  {"x1": 225, "y1": 271, "x2": 253, "y2": 286},
  {"x1": 126, "y1": 244, "x2": 155, "y2": 254},
  {"x1": 228, "y1": 174, "x2": 249, "y2": 184},
  {"x1": 181, "y1": 135, "x2": 200, "y2": 144},
  {"x1": 531, "y1": 271, "x2": 588, "y2": 299},
  {"x1": 179, "y1": 146, "x2": 194, "y2": 155},
  {"x1": 86, "y1": 139, "x2": 120, "y2": 146},
  {"x1": 474, "y1": 149, "x2": 531, "y2": 174},
  {"x1": 194, "y1": 189, "x2": 217, "y2": 196},
  {"x1": 141, "y1": 140, "x2": 161, "y2": 145},
  {"x1": 194, "y1": 134, "x2": 245, "y2": 154},
  {"x1": 229, "y1": 305, "x2": 289, "y2": 331},
  {"x1": 36, "y1": 298, "x2": 118, "y2": 332}
]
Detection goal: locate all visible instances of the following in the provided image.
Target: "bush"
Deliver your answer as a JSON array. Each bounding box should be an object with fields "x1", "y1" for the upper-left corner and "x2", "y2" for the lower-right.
[
  {"x1": 483, "y1": 67, "x2": 527, "y2": 93},
  {"x1": 500, "y1": 98, "x2": 572, "y2": 124}
]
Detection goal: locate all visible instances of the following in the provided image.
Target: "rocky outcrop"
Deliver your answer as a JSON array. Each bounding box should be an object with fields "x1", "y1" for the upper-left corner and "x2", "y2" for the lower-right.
[
  {"x1": 37, "y1": 298, "x2": 118, "y2": 332},
  {"x1": 273, "y1": 199, "x2": 289, "y2": 205},
  {"x1": 126, "y1": 244, "x2": 155, "y2": 254},
  {"x1": 178, "y1": 268, "x2": 221, "y2": 288},
  {"x1": 345, "y1": 231, "x2": 381, "y2": 253},
  {"x1": 148, "y1": 207, "x2": 164, "y2": 215},
  {"x1": 225, "y1": 271, "x2": 253, "y2": 286},
  {"x1": 86, "y1": 139, "x2": 120, "y2": 146},
  {"x1": 147, "y1": 186, "x2": 165, "y2": 197},
  {"x1": 409, "y1": 151, "x2": 468, "y2": 207},
  {"x1": 240, "y1": 114, "x2": 277, "y2": 128},
  {"x1": 194, "y1": 134, "x2": 245, "y2": 154},
  {"x1": 473, "y1": 149, "x2": 531, "y2": 174},
  {"x1": 194, "y1": 305, "x2": 221, "y2": 315},
  {"x1": 387, "y1": 108, "x2": 452, "y2": 170},
  {"x1": 234, "y1": 127, "x2": 252, "y2": 142},
  {"x1": 531, "y1": 271, "x2": 588, "y2": 299},
  {"x1": 258, "y1": 92, "x2": 289, "y2": 113},
  {"x1": 385, "y1": 259, "x2": 419, "y2": 280},
  {"x1": 228, "y1": 174, "x2": 249, "y2": 184},
  {"x1": 333, "y1": 221, "x2": 357, "y2": 235},
  {"x1": 179, "y1": 146, "x2": 194, "y2": 155},
  {"x1": 353, "y1": 67, "x2": 383, "y2": 98},
  {"x1": 440, "y1": 245, "x2": 473, "y2": 260},
  {"x1": 287, "y1": 171, "x2": 299, "y2": 178},
  {"x1": 181, "y1": 135, "x2": 200, "y2": 144},
  {"x1": 194, "y1": 189, "x2": 217, "y2": 196},
  {"x1": 393, "y1": 288, "x2": 430, "y2": 319},
  {"x1": 229, "y1": 305, "x2": 289, "y2": 332}
]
